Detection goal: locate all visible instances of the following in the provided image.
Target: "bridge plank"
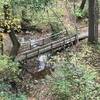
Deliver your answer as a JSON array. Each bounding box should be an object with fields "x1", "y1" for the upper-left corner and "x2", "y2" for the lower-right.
[{"x1": 16, "y1": 31, "x2": 88, "y2": 61}]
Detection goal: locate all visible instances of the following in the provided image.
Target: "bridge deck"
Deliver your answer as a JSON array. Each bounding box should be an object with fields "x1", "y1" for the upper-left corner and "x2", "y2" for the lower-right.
[{"x1": 16, "y1": 31, "x2": 88, "y2": 61}]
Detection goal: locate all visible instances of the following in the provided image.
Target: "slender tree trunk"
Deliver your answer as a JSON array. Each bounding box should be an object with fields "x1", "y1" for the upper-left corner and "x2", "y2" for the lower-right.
[
  {"x1": 95, "y1": 0, "x2": 99, "y2": 41},
  {"x1": 80, "y1": 0, "x2": 86, "y2": 10},
  {"x1": 88, "y1": 0, "x2": 98, "y2": 43},
  {"x1": 0, "y1": 34, "x2": 3, "y2": 55},
  {"x1": 9, "y1": 28, "x2": 20, "y2": 60}
]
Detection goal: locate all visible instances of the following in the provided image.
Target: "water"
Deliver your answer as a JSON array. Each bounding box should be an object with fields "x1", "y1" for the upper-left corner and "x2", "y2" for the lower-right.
[{"x1": 36, "y1": 53, "x2": 52, "y2": 71}]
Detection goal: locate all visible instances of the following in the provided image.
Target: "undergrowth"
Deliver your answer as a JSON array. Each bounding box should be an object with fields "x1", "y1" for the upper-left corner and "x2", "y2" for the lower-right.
[{"x1": 46, "y1": 40, "x2": 100, "y2": 100}]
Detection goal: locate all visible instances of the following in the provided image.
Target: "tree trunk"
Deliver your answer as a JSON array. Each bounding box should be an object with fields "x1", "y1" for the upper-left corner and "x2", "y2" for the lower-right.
[
  {"x1": 95, "y1": 0, "x2": 99, "y2": 41},
  {"x1": 88, "y1": 0, "x2": 98, "y2": 43},
  {"x1": 3, "y1": 4, "x2": 20, "y2": 60},
  {"x1": 80, "y1": 0, "x2": 86, "y2": 10},
  {"x1": 9, "y1": 28, "x2": 20, "y2": 60}
]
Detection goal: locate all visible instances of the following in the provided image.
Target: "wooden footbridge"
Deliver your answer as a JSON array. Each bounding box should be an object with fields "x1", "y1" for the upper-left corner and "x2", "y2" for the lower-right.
[{"x1": 16, "y1": 30, "x2": 88, "y2": 61}]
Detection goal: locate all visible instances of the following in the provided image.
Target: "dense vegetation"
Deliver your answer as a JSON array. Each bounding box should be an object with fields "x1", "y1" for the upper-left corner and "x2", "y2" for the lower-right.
[
  {"x1": 48, "y1": 42, "x2": 100, "y2": 99},
  {"x1": 0, "y1": 0, "x2": 100, "y2": 100}
]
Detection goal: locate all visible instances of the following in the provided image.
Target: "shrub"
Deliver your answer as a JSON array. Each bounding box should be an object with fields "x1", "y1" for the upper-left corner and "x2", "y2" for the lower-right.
[
  {"x1": 0, "y1": 91, "x2": 27, "y2": 100},
  {"x1": 0, "y1": 55, "x2": 21, "y2": 82},
  {"x1": 74, "y1": 8, "x2": 87, "y2": 19},
  {"x1": 50, "y1": 22, "x2": 62, "y2": 40},
  {"x1": 49, "y1": 60, "x2": 100, "y2": 100},
  {"x1": 0, "y1": 55, "x2": 28, "y2": 100}
]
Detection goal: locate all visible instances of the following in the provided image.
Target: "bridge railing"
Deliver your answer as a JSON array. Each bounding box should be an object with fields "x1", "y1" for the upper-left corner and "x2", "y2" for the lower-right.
[
  {"x1": 18, "y1": 30, "x2": 67, "y2": 53},
  {"x1": 17, "y1": 33, "x2": 78, "y2": 61}
]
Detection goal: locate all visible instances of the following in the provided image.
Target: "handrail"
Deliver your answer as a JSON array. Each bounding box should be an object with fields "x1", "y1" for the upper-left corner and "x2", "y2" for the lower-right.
[
  {"x1": 20, "y1": 30, "x2": 66, "y2": 45},
  {"x1": 16, "y1": 34, "x2": 77, "y2": 61},
  {"x1": 17, "y1": 32, "x2": 88, "y2": 61},
  {"x1": 19, "y1": 34, "x2": 76, "y2": 55},
  {"x1": 18, "y1": 30, "x2": 67, "y2": 53}
]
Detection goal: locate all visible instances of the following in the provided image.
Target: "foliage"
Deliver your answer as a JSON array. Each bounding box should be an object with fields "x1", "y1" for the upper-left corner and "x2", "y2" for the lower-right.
[
  {"x1": 0, "y1": 3, "x2": 21, "y2": 33},
  {"x1": 47, "y1": 45, "x2": 100, "y2": 100},
  {"x1": 0, "y1": 0, "x2": 54, "y2": 18},
  {"x1": 74, "y1": 8, "x2": 87, "y2": 18},
  {"x1": 49, "y1": 59, "x2": 100, "y2": 100},
  {"x1": 0, "y1": 55, "x2": 28, "y2": 100},
  {"x1": 0, "y1": 0, "x2": 65, "y2": 33},
  {"x1": 0, "y1": 91, "x2": 27, "y2": 100},
  {"x1": 51, "y1": 22, "x2": 63, "y2": 40},
  {"x1": 0, "y1": 55, "x2": 20, "y2": 81}
]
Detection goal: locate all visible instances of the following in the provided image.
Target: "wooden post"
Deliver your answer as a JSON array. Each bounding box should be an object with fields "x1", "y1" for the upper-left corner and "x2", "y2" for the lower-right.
[
  {"x1": 51, "y1": 43, "x2": 53, "y2": 53},
  {"x1": 29, "y1": 41, "x2": 31, "y2": 49},
  {"x1": 88, "y1": 0, "x2": 98, "y2": 43},
  {"x1": 42, "y1": 39, "x2": 44, "y2": 45},
  {"x1": 24, "y1": 53, "x2": 27, "y2": 63},
  {"x1": 38, "y1": 48, "x2": 40, "y2": 56},
  {"x1": 63, "y1": 38, "x2": 65, "y2": 50},
  {"x1": 75, "y1": 34, "x2": 78, "y2": 44},
  {"x1": 1, "y1": 39, "x2": 3, "y2": 55},
  {"x1": 0, "y1": 35, "x2": 3, "y2": 55}
]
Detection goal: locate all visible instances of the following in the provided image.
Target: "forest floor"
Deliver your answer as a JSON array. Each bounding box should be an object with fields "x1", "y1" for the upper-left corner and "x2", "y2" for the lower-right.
[
  {"x1": 23, "y1": 4, "x2": 100, "y2": 99},
  {"x1": 1, "y1": 0, "x2": 100, "y2": 99},
  {"x1": 26, "y1": 22, "x2": 100, "y2": 99},
  {"x1": 27, "y1": 38, "x2": 100, "y2": 100},
  {"x1": 25, "y1": 11, "x2": 100, "y2": 98}
]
